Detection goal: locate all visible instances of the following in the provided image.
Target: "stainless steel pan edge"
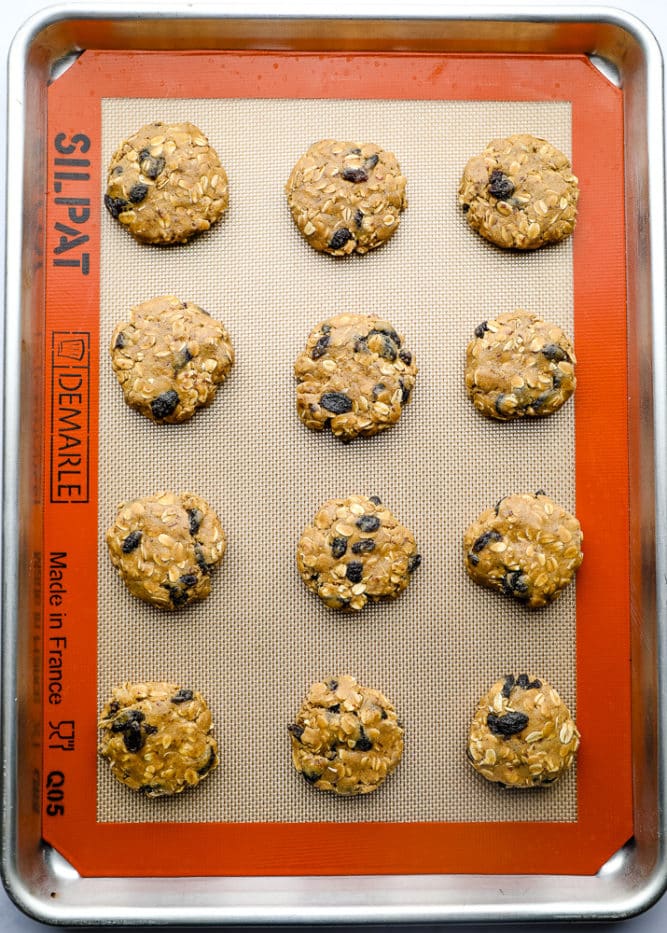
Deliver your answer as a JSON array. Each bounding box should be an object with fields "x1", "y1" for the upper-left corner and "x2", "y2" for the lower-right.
[{"x1": 2, "y1": 2, "x2": 666, "y2": 925}]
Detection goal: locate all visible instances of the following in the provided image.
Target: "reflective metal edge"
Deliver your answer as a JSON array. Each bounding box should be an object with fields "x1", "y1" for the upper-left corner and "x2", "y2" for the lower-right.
[{"x1": 2, "y1": 2, "x2": 666, "y2": 925}]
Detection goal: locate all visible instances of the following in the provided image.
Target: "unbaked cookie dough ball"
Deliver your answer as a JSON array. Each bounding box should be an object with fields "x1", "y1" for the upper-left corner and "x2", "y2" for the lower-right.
[
  {"x1": 288, "y1": 674, "x2": 404, "y2": 795},
  {"x1": 110, "y1": 295, "x2": 234, "y2": 424},
  {"x1": 104, "y1": 121, "x2": 228, "y2": 244},
  {"x1": 467, "y1": 674, "x2": 580, "y2": 787},
  {"x1": 464, "y1": 491, "x2": 583, "y2": 609},
  {"x1": 466, "y1": 310, "x2": 576, "y2": 420},
  {"x1": 458, "y1": 134, "x2": 579, "y2": 249},
  {"x1": 297, "y1": 494, "x2": 420, "y2": 611},
  {"x1": 285, "y1": 139, "x2": 407, "y2": 255},
  {"x1": 98, "y1": 681, "x2": 218, "y2": 796},
  {"x1": 294, "y1": 313, "x2": 417, "y2": 442},
  {"x1": 106, "y1": 491, "x2": 226, "y2": 610}
]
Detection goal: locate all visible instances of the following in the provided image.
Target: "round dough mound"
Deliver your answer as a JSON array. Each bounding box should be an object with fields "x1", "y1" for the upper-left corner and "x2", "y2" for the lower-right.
[
  {"x1": 98, "y1": 681, "x2": 218, "y2": 796},
  {"x1": 106, "y1": 491, "x2": 226, "y2": 610},
  {"x1": 294, "y1": 313, "x2": 417, "y2": 442},
  {"x1": 110, "y1": 295, "x2": 234, "y2": 424},
  {"x1": 104, "y1": 121, "x2": 228, "y2": 244},
  {"x1": 458, "y1": 134, "x2": 579, "y2": 249},
  {"x1": 285, "y1": 139, "x2": 407, "y2": 255},
  {"x1": 467, "y1": 674, "x2": 580, "y2": 787},
  {"x1": 466, "y1": 310, "x2": 576, "y2": 420},
  {"x1": 463, "y1": 492, "x2": 583, "y2": 609},
  {"x1": 289, "y1": 674, "x2": 404, "y2": 795},
  {"x1": 297, "y1": 495, "x2": 420, "y2": 611}
]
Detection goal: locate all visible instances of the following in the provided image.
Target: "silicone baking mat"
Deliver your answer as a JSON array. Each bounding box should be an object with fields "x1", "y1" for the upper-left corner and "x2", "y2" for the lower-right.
[{"x1": 41, "y1": 50, "x2": 631, "y2": 876}]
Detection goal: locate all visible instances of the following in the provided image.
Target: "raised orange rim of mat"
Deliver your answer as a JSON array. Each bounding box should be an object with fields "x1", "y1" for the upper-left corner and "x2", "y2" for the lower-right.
[{"x1": 41, "y1": 50, "x2": 630, "y2": 877}]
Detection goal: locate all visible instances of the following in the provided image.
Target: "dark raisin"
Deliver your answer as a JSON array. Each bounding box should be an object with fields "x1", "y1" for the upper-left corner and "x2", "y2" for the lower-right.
[
  {"x1": 341, "y1": 167, "x2": 369, "y2": 183},
  {"x1": 164, "y1": 584, "x2": 189, "y2": 608},
  {"x1": 110, "y1": 709, "x2": 144, "y2": 732},
  {"x1": 331, "y1": 536, "x2": 348, "y2": 559},
  {"x1": 327, "y1": 679, "x2": 339, "y2": 691},
  {"x1": 503, "y1": 570, "x2": 529, "y2": 598},
  {"x1": 474, "y1": 321, "x2": 489, "y2": 338},
  {"x1": 408, "y1": 553, "x2": 422, "y2": 572},
  {"x1": 354, "y1": 728, "x2": 373, "y2": 752},
  {"x1": 179, "y1": 573, "x2": 198, "y2": 588},
  {"x1": 488, "y1": 169, "x2": 515, "y2": 200},
  {"x1": 462, "y1": 202, "x2": 470, "y2": 212},
  {"x1": 122, "y1": 722, "x2": 144, "y2": 753},
  {"x1": 104, "y1": 194, "x2": 128, "y2": 218},
  {"x1": 194, "y1": 544, "x2": 211, "y2": 574},
  {"x1": 150, "y1": 389, "x2": 179, "y2": 420},
  {"x1": 302, "y1": 771, "x2": 320, "y2": 784},
  {"x1": 495, "y1": 394, "x2": 509, "y2": 417},
  {"x1": 400, "y1": 379, "x2": 411, "y2": 404},
  {"x1": 346, "y1": 561, "x2": 364, "y2": 583},
  {"x1": 352, "y1": 538, "x2": 375, "y2": 554},
  {"x1": 329, "y1": 228, "x2": 353, "y2": 250},
  {"x1": 356, "y1": 514, "x2": 380, "y2": 533},
  {"x1": 354, "y1": 337, "x2": 369, "y2": 353},
  {"x1": 467, "y1": 553, "x2": 480, "y2": 567},
  {"x1": 114, "y1": 332, "x2": 126, "y2": 350},
  {"x1": 311, "y1": 334, "x2": 330, "y2": 359},
  {"x1": 542, "y1": 343, "x2": 570, "y2": 363},
  {"x1": 501, "y1": 675, "x2": 515, "y2": 699},
  {"x1": 320, "y1": 392, "x2": 353, "y2": 414},
  {"x1": 128, "y1": 183, "x2": 149, "y2": 203},
  {"x1": 516, "y1": 674, "x2": 542, "y2": 690},
  {"x1": 288, "y1": 723, "x2": 304, "y2": 741},
  {"x1": 531, "y1": 390, "x2": 553, "y2": 411},
  {"x1": 171, "y1": 688, "x2": 194, "y2": 704},
  {"x1": 399, "y1": 349, "x2": 412, "y2": 366},
  {"x1": 175, "y1": 347, "x2": 192, "y2": 370},
  {"x1": 187, "y1": 508, "x2": 203, "y2": 535},
  {"x1": 140, "y1": 153, "x2": 165, "y2": 180},
  {"x1": 472, "y1": 530, "x2": 502, "y2": 552},
  {"x1": 369, "y1": 495, "x2": 382, "y2": 505},
  {"x1": 144, "y1": 723, "x2": 158, "y2": 735},
  {"x1": 369, "y1": 326, "x2": 400, "y2": 345},
  {"x1": 378, "y1": 337, "x2": 398, "y2": 361},
  {"x1": 535, "y1": 489, "x2": 546, "y2": 497},
  {"x1": 364, "y1": 153, "x2": 379, "y2": 170},
  {"x1": 487, "y1": 711, "x2": 529, "y2": 738},
  {"x1": 380, "y1": 707, "x2": 388, "y2": 720},
  {"x1": 372, "y1": 383, "x2": 386, "y2": 400},
  {"x1": 350, "y1": 148, "x2": 362, "y2": 155},
  {"x1": 197, "y1": 746, "x2": 217, "y2": 775},
  {"x1": 328, "y1": 704, "x2": 340, "y2": 714},
  {"x1": 121, "y1": 530, "x2": 142, "y2": 553},
  {"x1": 108, "y1": 700, "x2": 120, "y2": 715},
  {"x1": 354, "y1": 209, "x2": 364, "y2": 228},
  {"x1": 321, "y1": 323, "x2": 331, "y2": 334}
]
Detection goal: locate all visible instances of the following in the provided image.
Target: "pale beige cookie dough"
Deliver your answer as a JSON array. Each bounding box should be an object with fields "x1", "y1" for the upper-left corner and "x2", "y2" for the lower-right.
[
  {"x1": 464, "y1": 491, "x2": 583, "y2": 609},
  {"x1": 110, "y1": 295, "x2": 234, "y2": 424},
  {"x1": 294, "y1": 313, "x2": 417, "y2": 442},
  {"x1": 288, "y1": 674, "x2": 404, "y2": 795},
  {"x1": 285, "y1": 139, "x2": 407, "y2": 255},
  {"x1": 458, "y1": 134, "x2": 579, "y2": 249},
  {"x1": 104, "y1": 121, "x2": 228, "y2": 244},
  {"x1": 98, "y1": 681, "x2": 218, "y2": 797},
  {"x1": 466, "y1": 310, "x2": 576, "y2": 420},
  {"x1": 297, "y1": 494, "x2": 420, "y2": 611},
  {"x1": 106, "y1": 491, "x2": 226, "y2": 610},
  {"x1": 467, "y1": 674, "x2": 580, "y2": 787}
]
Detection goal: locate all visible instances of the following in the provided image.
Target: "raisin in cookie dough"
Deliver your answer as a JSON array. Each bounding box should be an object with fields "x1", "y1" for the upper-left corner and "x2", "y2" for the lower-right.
[
  {"x1": 106, "y1": 491, "x2": 226, "y2": 610},
  {"x1": 104, "y1": 121, "x2": 228, "y2": 244},
  {"x1": 464, "y1": 492, "x2": 583, "y2": 609},
  {"x1": 98, "y1": 681, "x2": 218, "y2": 796},
  {"x1": 288, "y1": 675, "x2": 404, "y2": 795},
  {"x1": 294, "y1": 313, "x2": 417, "y2": 442},
  {"x1": 458, "y1": 134, "x2": 579, "y2": 249},
  {"x1": 297, "y1": 495, "x2": 420, "y2": 611},
  {"x1": 466, "y1": 310, "x2": 576, "y2": 420},
  {"x1": 285, "y1": 140, "x2": 407, "y2": 256},
  {"x1": 111, "y1": 295, "x2": 234, "y2": 424},
  {"x1": 467, "y1": 674, "x2": 580, "y2": 787}
]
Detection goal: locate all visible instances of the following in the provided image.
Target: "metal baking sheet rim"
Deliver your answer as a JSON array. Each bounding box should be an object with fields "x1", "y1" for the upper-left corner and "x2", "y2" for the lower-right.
[{"x1": 2, "y1": 2, "x2": 666, "y2": 925}]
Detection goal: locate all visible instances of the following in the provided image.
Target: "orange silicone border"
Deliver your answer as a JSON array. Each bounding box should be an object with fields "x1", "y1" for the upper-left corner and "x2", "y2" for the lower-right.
[{"x1": 42, "y1": 50, "x2": 630, "y2": 877}]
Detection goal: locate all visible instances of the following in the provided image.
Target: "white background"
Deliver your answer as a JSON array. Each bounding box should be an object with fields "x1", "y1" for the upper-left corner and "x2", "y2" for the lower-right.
[{"x1": 1, "y1": 0, "x2": 666, "y2": 930}]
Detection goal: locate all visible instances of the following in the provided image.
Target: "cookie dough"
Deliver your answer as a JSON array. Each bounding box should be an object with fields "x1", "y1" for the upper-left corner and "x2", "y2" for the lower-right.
[
  {"x1": 458, "y1": 134, "x2": 579, "y2": 249},
  {"x1": 294, "y1": 313, "x2": 417, "y2": 441},
  {"x1": 98, "y1": 681, "x2": 218, "y2": 796},
  {"x1": 288, "y1": 674, "x2": 404, "y2": 795},
  {"x1": 106, "y1": 491, "x2": 226, "y2": 610},
  {"x1": 467, "y1": 674, "x2": 580, "y2": 787},
  {"x1": 297, "y1": 495, "x2": 420, "y2": 611},
  {"x1": 110, "y1": 295, "x2": 234, "y2": 424},
  {"x1": 464, "y1": 492, "x2": 583, "y2": 609},
  {"x1": 466, "y1": 310, "x2": 576, "y2": 420},
  {"x1": 104, "y1": 121, "x2": 228, "y2": 244},
  {"x1": 285, "y1": 139, "x2": 407, "y2": 255}
]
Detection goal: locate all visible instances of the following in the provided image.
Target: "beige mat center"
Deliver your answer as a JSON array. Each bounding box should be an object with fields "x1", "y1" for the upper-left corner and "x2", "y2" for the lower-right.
[{"x1": 97, "y1": 97, "x2": 576, "y2": 823}]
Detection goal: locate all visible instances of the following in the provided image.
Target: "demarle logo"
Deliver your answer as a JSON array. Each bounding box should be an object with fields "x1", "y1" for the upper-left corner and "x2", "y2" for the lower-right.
[{"x1": 50, "y1": 332, "x2": 90, "y2": 503}]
